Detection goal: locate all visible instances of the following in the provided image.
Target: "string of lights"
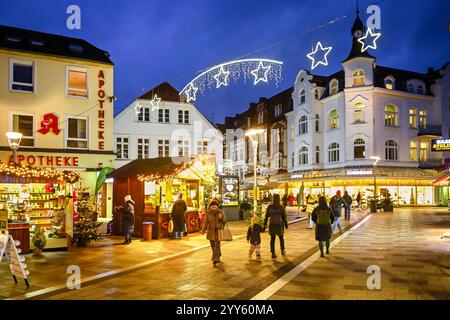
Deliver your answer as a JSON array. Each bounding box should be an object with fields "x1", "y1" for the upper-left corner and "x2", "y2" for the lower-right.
[{"x1": 0, "y1": 163, "x2": 80, "y2": 183}]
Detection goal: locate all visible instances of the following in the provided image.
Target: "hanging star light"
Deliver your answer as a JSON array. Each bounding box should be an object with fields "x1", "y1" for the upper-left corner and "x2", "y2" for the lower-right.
[
  {"x1": 179, "y1": 59, "x2": 283, "y2": 102},
  {"x1": 185, "y1": 83, "x2": 198, "y2": 103},
  {"x1": 251, "y1": 61, "x2": 271, "y2": 85},
  {"x1": 357, "y1": 28, "x2": 381, "y2": 52},
  {"x1": 133, "y1": 101, "x2": 142, "y2": 116},
  {"x1": 150, "y1": 94, "x2": 161, "y2": 111},
  {"x1": 214, "y1": 66, "x2": 231, "y2": 88},
  {"x1": 307, "y1": 42, "x2": 333, "y2": 70}
]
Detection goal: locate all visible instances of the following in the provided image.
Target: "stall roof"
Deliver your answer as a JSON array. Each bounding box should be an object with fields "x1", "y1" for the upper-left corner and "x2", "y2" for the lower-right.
[{"x1": 108, "y1": 157, "x2": 195, "y2": 181}]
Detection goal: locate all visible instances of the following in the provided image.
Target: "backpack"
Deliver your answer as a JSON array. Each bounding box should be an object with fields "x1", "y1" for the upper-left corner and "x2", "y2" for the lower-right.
[
  {"x1": 317, "y1": 209, "x2": 331, "y2": 226},
  {"x1": 268, "y1": 208, "x2": 282, "y2": 226},
  {"x1": 330, "y1": 197, "x2": 339, "y2": 214}
]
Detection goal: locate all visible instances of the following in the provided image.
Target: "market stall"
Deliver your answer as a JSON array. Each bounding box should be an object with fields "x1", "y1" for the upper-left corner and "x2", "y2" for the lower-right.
[
  {"x1": 0, "y1": 163, "x2": 79, "y2": 252},
  {"x1": 109, "y1": 155, "x2": 217, "y2": 239}
]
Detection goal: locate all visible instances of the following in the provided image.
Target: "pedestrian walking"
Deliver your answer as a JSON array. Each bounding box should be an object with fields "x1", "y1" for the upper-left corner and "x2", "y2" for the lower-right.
[
  {"x1": 247, "y1": 215, "x2": 264, "y2": 259},
  {"x1": 171, "y1": 193, "x2": 187, "y2": 239},
  {"x1": 343, "y1": 191, "x2": 352, "y2": 220},
  {"x1": 201, "y1": 200, "x2": 227, "y2": 265},
  {"x1": 289, "y1": 193, "x2": 295, "y2": 206},
  {"x1": 312, "y1": 196, "x2": 335, "y2": 257},
  {"x1": 282, "y1": 194, "x2": 288, "y2": 208},
  {"x1": 329, "y1": 190, "x2": 344, "y2": 233},
  {"x1": 121, "y1": 195, "x2": 135, "y2": 245},
  {"x1": 356, "y1": 192, "x2": 362, "y2": 208},
  {"x1": 264, "y1": 194, "x2": 288, "y2": 258}
]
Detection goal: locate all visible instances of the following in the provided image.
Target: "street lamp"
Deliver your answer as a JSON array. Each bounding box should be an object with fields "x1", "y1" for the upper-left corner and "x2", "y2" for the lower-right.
[
  {"x1": 6, "y1": 132, "x2": 23, "y2": 165},
  {"x1": 370, "y1": 156, "x2": 381, "y2": 210},
  {"x1": 245, "y1": 129, "x2": 265, "y2": 210}
]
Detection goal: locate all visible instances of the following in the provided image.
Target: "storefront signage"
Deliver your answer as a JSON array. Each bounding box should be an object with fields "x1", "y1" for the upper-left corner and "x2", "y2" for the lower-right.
[
  {"x1": 8, "y1": 155, "x2": 79, "y2": 167},
  {"x1": 97, "y1": 70, "x2": 106, "y2": 150},
  {"x1": 291, "y1": 175, "x2": 304, "y2": 179},
  {"x1": 347, "y1": 170, "x2": 373, "y2": 176},
  {"x1": 431, "y1": 139, "x2": 450, "y2": 152},
  {"x1": 220, "y1": 176, "x2": 239, "y2": 207},
  {"x1": 37, "y1": 113, "x2": 60, "y2": 135}
]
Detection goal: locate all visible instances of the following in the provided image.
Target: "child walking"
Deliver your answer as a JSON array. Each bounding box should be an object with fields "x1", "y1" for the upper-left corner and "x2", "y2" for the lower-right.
[{"x1": 247, "y1": 216, "x2": 264, "y2": 259}]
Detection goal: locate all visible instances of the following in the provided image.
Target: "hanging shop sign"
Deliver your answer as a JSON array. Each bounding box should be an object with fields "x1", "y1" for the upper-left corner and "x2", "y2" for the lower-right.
[
  {"x1": 37, "y1": 113, "x2": 60, "y2": 135},
  {"x1": 431, "y1": 139, "x2": 450, "y2": 152},
  {"x1": 8, "y1": 154, "x2": 79, "y2": 167},
  {"x1": 97, "y1": 70, "x2": 106, "y2": 150},
  {"x1": 220, "y1": 176, "x2": 239, "y2": 207},
  {"x1": 95, "y1": 167, "x2": 114, "y2": 194}
]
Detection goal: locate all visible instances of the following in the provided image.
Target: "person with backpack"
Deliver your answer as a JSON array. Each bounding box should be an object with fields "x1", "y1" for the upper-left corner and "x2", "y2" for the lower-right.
[
  {"x1": 329, "y1": 190, "x2": 344, "y2": 233},
  {"x1": 312, "y1": 196, "x2": 335, "y2": 257},
  {"x1": 343, "y1": 191, "x2": 352, "y2": 220},
  {"x1": 247, "y1": 215, "x2": 265, "y2": 260},
  {"x1": 264, "y1": 194, "x2": 288, "y2": 259},
  {"x1": 121, "y1": 195, "x2": 135, "y2": 245}
]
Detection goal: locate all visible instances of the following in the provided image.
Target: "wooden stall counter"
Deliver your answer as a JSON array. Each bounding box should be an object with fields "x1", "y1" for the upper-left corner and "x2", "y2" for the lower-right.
[
  {"x1": 7, "y1": 223, "x2": 31, "y2": 253},
  {"x1": 143, "y1": 207, "x2": 200, "y2": 239}
]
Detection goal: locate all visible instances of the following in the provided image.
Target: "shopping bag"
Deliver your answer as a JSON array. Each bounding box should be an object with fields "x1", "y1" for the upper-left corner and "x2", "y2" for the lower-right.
[
  {"x1": 217, "y1": 227, "x2": 233, "y2": 241},
  {"x1": 168, "y1": 219, "x2": 174, "y2": 233}
]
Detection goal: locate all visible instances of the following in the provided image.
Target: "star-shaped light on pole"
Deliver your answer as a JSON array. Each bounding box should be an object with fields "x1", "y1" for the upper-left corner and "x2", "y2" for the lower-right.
[
  {"x1": 251, "y1": 61, "x2": 271, "y2": 85},
  {"x1": 185, "y1": 83, "x2": 198, "y2": 103},
  {"x1": 150, "y1": 94, "x2": 161, "y2": 111},
  {"x1": 133, "y1": 101, "x2": 142, "y2": 116},
  {"x1": 214, "y1": 66, "x2": 230, "y2": 88},
  {"x1": 307, "y1": 42, "x2": 333, "y2": 70},
  {"x1": 357, "y1": 28, "x2": 381, "y2": 52}
]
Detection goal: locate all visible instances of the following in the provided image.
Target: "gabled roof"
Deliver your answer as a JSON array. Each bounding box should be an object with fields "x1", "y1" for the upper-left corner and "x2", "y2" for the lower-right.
[
  {"x1": 0, "y1": 25, "x2": 113, "y2": 64},
  {"x1": 138, "y1": 82, "x2": 181, "y2": 102}
]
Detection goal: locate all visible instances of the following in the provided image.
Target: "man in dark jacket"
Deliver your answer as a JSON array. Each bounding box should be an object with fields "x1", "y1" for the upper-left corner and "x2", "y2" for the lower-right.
[
  {"x1": 343, "y1": 191, "x2": 352, "y2": 220},
  {"x1": 247, "y1": 216, "x2": 264, "y2": 259},
  {"x1": 329, "y1": 191, "x2": 344, "y2": 233},
  {"x1": 264, "y1": 194, "x2": 288, "y2": 258},
  {"x1": 171, "y1": 193, "x2": 187, "y2": 239},
  {"x1": 122, "y1": 195, "x2": 135, "y2": 244}
]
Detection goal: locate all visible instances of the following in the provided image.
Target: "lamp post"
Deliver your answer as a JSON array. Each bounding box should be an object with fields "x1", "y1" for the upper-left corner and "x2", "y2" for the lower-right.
[
  {"x1": 245, "y1": 129, "x2": 265, "y2": 210},
  {"x1": 6, "y1": 132, "x2": 23, "y2": 165},
  {"x1": 370, "y1": 156, "x2": 381, "y2": 211}
]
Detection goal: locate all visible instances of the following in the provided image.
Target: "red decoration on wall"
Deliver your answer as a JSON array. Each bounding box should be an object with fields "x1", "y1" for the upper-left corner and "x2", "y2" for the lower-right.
[{"x1": 38, "y1": 113, "x2": 60, "y2": 135}]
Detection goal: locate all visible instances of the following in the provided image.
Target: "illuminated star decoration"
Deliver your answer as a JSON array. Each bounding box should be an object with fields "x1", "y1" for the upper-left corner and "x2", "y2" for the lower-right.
[
  {"x1": 357, "y1": 28, "x2": 381, "y2": 52},
  {"x1": 185, "y1": 83, "x2": 198, "y2": 102},
  {"x1": 214, "y1": 66, "x2": 230, "y2": 88},
  {"x1": 133, "y1": 102, "x2": 142, "y2": 116},
  {"x1": 150, "y1": 94, "x2": 161, "y2": 111},
  {"x1": 307, "y1": 42, "x2": 333, "y2": 70},
  {"x1": 251, "y1": 61, "x2": 271, "y2": 85}
]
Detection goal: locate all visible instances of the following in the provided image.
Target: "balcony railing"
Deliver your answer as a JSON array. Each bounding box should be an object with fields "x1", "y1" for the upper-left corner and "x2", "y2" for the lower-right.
[
  {"x1": 418, "y1": 125, "x2": 442, "y2": 137},
  {"x1": 419, "y1": 159, "x2": 443, "y2": 169}
]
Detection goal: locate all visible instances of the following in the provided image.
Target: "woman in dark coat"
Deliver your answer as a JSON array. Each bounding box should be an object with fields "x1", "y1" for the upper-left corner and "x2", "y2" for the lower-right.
[
  {"x1": 171, "y1": 193, "x2": 187, "y2": 239},
  {"x1": 201, "y1": 200, "x2": 227, "y2": 265},
  {"x1": 311, "y1": 196, "x2": 335, "y2": 257},
  {"x1": 122, "y1": 195, "x2": 135, "y2": 245},
  {"x1": 264, "y1": 194, "x2": 288, "y2": 258}
]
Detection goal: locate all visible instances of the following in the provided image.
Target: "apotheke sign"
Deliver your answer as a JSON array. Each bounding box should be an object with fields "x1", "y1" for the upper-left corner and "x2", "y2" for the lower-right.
[
  {"x1": 8, "y1": 154, "x2": 79, "y2": 167},
  {"x1": 431, "y1": 139, "x2": 450, "y2": 152}
]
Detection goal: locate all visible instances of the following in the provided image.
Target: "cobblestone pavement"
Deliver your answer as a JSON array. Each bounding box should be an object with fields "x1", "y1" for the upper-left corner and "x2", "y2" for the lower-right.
[{"x1": 269, "y1": 208, "x2": 450, "y2": 300}]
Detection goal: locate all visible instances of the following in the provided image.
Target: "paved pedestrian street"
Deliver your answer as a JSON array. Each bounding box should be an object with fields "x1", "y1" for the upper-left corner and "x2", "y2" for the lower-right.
[{"x1": 1, "y1": 208, "x2": 449, "y2": 300}]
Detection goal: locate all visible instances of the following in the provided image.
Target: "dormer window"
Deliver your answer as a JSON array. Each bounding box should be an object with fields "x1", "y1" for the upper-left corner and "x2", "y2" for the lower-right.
[
  {"x1": 417, "y1": 85, "x2": 425, "y2": 95},
  {"x1": 30, "y1": 39, "x2": 45, "y2": 46},
  {"x1": 330, "y1": 80, "x2": 339, "y2": 95},
  {"x1": 385, "y1": 76, "x2": 395, "y2": 90},
  {"x1": 352, "y1": 69, "x2": 365, "y2": 86},
  {"x1": 300, "y1": 89, "x2": 306, "y2": 104},
  {"x1": 408, "y1": 83, "x2": 415, "y2": 93},
  {"x1": 6, "y1": 35, "x2": 22, "y2": 43},
  {"x1": 68, "y1": 44, "x2": 84, "y2": 53}
]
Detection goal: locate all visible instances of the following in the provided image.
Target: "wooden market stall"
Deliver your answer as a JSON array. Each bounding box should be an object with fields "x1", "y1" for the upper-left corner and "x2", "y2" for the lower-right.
[{"x1": 108, "y1": 156, "x2": 217, "y2": 239}]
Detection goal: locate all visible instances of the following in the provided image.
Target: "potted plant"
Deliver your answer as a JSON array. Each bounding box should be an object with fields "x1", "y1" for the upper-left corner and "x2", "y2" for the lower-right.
[
  {"x1": 32, "y1": 227, "x2": 47, "y2": 257},
  {"x1": 73, "y1": 215, "x2": 102, "y2": 247}
]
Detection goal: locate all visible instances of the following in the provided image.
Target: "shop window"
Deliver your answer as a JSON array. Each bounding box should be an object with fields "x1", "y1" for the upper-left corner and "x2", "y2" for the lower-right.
[
  {"x1": 158, "y1": 109, "x2": 170, "y2": 123},
  {"x1": 328, "y1": 109, "x2": 339, "y2": 130},
  {"x1": 315, "y1": 114, "x2": 320, "y2": 132},
  {"x1": 419, "y1": 142, "x2": 428, "y2": 162},
  {"x1": 384, "y1": 105, "x2": 398, "y2": 127},
  {"x1": 352, "y1": 69, "x2": 365, "y2": 87},
  {"x1": 158, "y1": 139, "x2": 170, "y2": 157},
  {"x1": 409, "y1": 141, "x2": 418, "y2": 161},
  {"x1": 197, "y1": 141, "x2": 208, "y2": 155},
  {"x1": 385, "y1": 140, "x2": 398, "y2": 161},
  {"x1": 354, "y1": 139, "x2": 366, "y2": 159},
  {"x1": 178, "y1": 140, "x2": 189, "y2": 157},
  {"x1": 385, "y1": 76, "x2": 395, "y2": 90},
  {"x1": 330, "y1": 80, "x2": 339, "y2": 95},
  {"x1": 419, "y1": 110, "x2": 427, "y2": 129},
  {"x1": 10, "y1": 60, "x2": 34, "y2": 92},
  {"x1": 67, "y1": 68, "x2": 88, "y2": 97},
  {"x1": 315, "y1": 146, "x2": 320, "y2": 164},
  {"x1": 67, "y1": 117, "x2": 88, "y2": 149},
  {"x1": 299, "y1": 115, "x2": 308, "y2": 135},
  {"x1": 353, "y1": 102, "x2": 365, "y2": 124},
  {"x1": 409, "y1": 109, "x2": 417, "y2": 128},
  {"x1": 116, "y1": 137, "x2": 129, "y2": 159},
  {"x1": 328, "y1": 143, "x2": 340, "y2": 163},
  {"x1": 178, "y1": 110, "x2": 189, "y2": 124},
  {"x1": 137, "y1": 138, "x2": 150, "y2": 159},
  {"x1": 137, "y1": 107, "x2": 150, "y2": 122},
  {"x1": 300, "y1": 89, "x2": 306, "y2": 104},
  {"x1": 299, "y1": 147, "x2": 308, "y2": 165},
  {"x1": 12, "y1": 114, "x2": 34, "y2": 147}
]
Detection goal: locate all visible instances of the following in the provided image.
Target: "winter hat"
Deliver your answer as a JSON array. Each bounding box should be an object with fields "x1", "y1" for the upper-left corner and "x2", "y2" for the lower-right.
[
  {"x1": 336, "y1": 190, "x2": 342, "y2": 196},
  {"x1": 209, "y1": 200, "x2": 220, "y2": 208}
]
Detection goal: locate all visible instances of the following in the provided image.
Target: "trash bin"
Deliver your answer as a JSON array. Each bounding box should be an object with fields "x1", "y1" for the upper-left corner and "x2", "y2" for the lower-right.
[{"x1": 142, "y1": 222, "x2": 154, "y2": 241}]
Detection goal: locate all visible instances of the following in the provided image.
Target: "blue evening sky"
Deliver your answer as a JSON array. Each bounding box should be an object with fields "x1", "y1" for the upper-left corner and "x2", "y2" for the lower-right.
[{"x1": 1, "y1": 0, "x2": 449, "y2": 123}]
